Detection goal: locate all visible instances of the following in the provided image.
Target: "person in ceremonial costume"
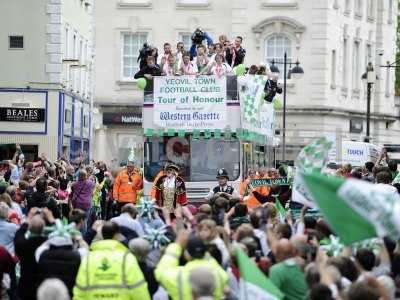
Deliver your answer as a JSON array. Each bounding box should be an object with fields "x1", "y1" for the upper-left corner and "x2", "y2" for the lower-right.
[{"x1": 152, "y1": 164, "x2": 192, "y2": 220}]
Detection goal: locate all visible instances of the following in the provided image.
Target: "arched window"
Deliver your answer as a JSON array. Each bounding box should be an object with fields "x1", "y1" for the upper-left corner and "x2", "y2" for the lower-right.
[{"x1": 265, "y1": 34, "x2": 292, "y2": 65}]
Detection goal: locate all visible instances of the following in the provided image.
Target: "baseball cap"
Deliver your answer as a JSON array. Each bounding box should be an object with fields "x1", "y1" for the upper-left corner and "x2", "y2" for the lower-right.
[{"x1": 186, "y1": 236, "x2": 206, "y2": 259}]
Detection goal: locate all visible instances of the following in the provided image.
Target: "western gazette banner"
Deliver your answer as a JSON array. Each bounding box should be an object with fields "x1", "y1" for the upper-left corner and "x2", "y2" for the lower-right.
[{"x1": 153, "y1": 76, "x2": 227, "y2": 130}]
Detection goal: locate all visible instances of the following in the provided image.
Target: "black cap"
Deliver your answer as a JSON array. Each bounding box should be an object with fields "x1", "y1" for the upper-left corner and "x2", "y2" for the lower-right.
[
  {"x1": 216, "y1": 168, "x2": 229, "y2": 180},
  {"x1": 186, "y1": 236, "x2": 206, "y2": 259}
]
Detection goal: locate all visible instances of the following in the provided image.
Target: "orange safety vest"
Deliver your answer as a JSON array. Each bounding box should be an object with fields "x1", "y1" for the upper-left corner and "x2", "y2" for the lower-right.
[
  {"x1": 113, "y1": 170, "x2": 143, "y2": 203},
  {"x1": 240, "y1": 176, "x2": 271, "y2": 210}
]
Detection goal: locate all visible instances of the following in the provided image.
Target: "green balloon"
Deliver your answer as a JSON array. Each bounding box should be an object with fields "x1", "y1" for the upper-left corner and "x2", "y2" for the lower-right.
[
  {"x1": 235, "y1": 64, "x2": 246, "y2": 76},
  {"x1": 273, "y1": 97, "x2": 283, "y2": 110},
  {"x1": 137, "y1": 78, "x2": 147, "y2": 90}
]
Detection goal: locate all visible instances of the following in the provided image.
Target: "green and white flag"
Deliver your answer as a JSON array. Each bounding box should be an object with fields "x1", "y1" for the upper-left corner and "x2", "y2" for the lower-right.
[
  {"x1": 292, "y1": 137, "x2": 334, "y2": 208},
  {"x1": 393, "y1": 172, "x2": 400, "y2": 184},
  {"x1": 275, "y1": 200, "x2": 286, "y2": 223},
  {"x1": 237, "y1": 248, "x2": 283, "y2": 300},
  {"x1": 302, "y1": 172, "x2": 400, "y2": 244},
  {"x1": 250, "y1": 177, "x2": 293, "y2": 188}
]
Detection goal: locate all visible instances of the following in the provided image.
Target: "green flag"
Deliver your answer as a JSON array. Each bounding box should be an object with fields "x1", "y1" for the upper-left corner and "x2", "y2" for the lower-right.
[
  {"x1": 236, "y1": 248, "x2": 283, "y2": 300},
  {"x1": 393, "y1": 172, "x2": 400, "y2": 184},
  {"x1": 250, "y1": 177, "x2": 293, "y2": 188},
  {"x1": 292, "y1": 137, "x2": 334, "y2": 208},
  {"x1": 302, "y1": 172, "x2": 400, "y2": 244},
  {"x1": 275, "y1": 200, "x2": 286, "y2": 223}
]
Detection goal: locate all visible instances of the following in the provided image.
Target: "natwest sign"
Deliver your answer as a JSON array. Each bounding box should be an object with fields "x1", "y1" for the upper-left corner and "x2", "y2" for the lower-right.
[
  {"x1": 103, "y1": 112, "x2": 142, "y2": 125},
  {"x1": 0, "y1": 107, "x2": 45, "y2": 122}
]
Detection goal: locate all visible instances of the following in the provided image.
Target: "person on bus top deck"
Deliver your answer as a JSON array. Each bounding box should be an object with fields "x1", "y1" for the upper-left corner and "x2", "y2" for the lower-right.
[{"x1": 204, "y1": 168, "x2": 240, "y2": 203}]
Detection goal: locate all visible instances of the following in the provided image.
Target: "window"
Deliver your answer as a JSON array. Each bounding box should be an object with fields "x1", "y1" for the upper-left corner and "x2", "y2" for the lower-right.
[
  {"x1": 144, "y1": 136, "x2": 240, "y2": 182},
  {"x1": 331, "y1": 50, "x2": 337, "y2": 88},
  {"x1": 345, "y1": 0, "x2": 351, "y2": 14},
  {"x1": 64, "y1": 27, "x2": 69, "y2": 58},
  {"x1": 179, "y1": 33, "x2": 192, "y2": 53},
  {"x1": 9, "y1": 36, "x2": 23, "y2": 49},
  {"x1": 176, "y1": 0, "x2": 210, "y2": 6},
  {"x1": 65, "y1": 109, "x2": 72, "y2": 124},
  {"x1": 365, "y1": 43, "x2": 371, "y2": 69},
  {"x1": 262, "y1": 0, "x2": 298, "y2": 8},
  {"x1": 342, "y1": 37, "x2": 348, "y2": 89},
  {"x1": 352, "y1": 41, "x2": 360, "y2": 91},
  {"x1": 388, "y1": 0, "x2": 393, "y2": 23},
  {"x1": 355, "y1": 0, "x2": 362, "y2": 17},
  {"x1": 73, "y1": 34, "x2": 77, "y2": 58},
  {"x1": 386, "y1": 67, "x2": 390, "y2": 97},
  {"x1": 83, "y1": 115, "x2": 89, "y2": 128},
  {"x1": 122, "y1": 32, "x2": 148, "y2": 79},
  {"x1": 367, "y1": 0, "x2": 374, "y2": 19},
  {"x1": 265, "y1": 34, "x2": 292, "y2": 67}
]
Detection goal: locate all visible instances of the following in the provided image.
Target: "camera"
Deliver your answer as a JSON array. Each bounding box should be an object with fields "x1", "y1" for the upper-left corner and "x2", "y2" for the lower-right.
[
  {"x1": 263, "y1": 78, "x2": 282, "y2": 103},
  {"x1": 138, "y1": 43, "x2": 154, "y2": 69},
  {"x1": 191, "y1": 28, "x2": 205, "y2": 45}
]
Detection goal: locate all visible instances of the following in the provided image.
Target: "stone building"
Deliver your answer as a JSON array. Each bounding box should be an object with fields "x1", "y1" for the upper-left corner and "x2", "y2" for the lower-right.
[
  {"x1": 0, "y1": 0, "x2": 94, "y2": 161},
  {"x1": 93, "y1": 0, "x2": 399, "y2": 164}
]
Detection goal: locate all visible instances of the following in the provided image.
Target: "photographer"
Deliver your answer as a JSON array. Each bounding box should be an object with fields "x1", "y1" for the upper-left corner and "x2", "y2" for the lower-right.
[
  {"x1": 138, "y1": 43, "x2": 158, "y2": 69},
  {"x1": 134, "y1": 56, "x2": 162, "y2": 90},
  {"x1": 263, "y1": 74, "x2": 282, "y2": 103},
  {"x1": 225, "y1": 36, "x2": 246, "y2": 67},
  {"x1": 189, "y1": 27, "x2": 213, "y2": 58}
]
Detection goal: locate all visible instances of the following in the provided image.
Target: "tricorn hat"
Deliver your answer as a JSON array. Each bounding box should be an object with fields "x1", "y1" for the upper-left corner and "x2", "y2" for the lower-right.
[{"x1": 165, "y1": 163, "x2": 180, "y2": 173}]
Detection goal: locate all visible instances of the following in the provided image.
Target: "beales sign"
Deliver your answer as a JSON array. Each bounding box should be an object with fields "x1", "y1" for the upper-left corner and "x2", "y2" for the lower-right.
[{"x1": 0, "y1": 107, "x2": 45, "y2": 122}]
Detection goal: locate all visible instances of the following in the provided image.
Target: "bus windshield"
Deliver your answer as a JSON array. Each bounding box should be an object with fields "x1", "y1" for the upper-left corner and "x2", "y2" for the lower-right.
[{"x1": 144, "y1": 136, "x2": 240, "y2": 182}]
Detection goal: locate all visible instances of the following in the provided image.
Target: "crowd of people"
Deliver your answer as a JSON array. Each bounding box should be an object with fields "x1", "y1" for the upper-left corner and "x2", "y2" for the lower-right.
[
  {"x1": 1, "y1": 142, "x2": 400, "y2": 300},
  {"x1": 134, "y1": 28, "x2": 247, "y2": 80}
]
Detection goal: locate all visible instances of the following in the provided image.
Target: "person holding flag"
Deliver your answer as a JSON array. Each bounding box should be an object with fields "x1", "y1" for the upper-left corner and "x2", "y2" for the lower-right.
[{"x1": 240, "y1": 169, "x2": 265, "y2": 210}]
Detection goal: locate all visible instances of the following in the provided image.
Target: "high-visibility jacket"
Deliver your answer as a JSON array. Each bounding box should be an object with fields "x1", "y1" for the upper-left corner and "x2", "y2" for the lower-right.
[
  {"x1": 240, "y1": 178, "x2": 260, "y2": 209},
  {"x1": 155, "y1": 243, "x2": 228, "y2": 300},
  {"x1": 73, "y1": 239, "x2": 150, "y2": 300},
  {"x1": 240, "y1": 177, "x2": 270, "y2": 210},
  {"x1": 113, "y1": 169, "x2": 143, "y2": 203}
]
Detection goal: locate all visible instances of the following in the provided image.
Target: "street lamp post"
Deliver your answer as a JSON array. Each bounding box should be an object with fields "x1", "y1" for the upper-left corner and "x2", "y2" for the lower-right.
[
  {"x1": 361, "y1": 62, "x2": 376, "y2": 143},
  {"x1": 270, "y1": 54, "x2": 304, "y2": 162}
]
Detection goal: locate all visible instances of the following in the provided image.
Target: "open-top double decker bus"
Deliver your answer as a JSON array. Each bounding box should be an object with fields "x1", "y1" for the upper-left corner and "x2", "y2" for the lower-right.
[{"x1": 142, "y1": 75, "x2": 275, "y2": 203}]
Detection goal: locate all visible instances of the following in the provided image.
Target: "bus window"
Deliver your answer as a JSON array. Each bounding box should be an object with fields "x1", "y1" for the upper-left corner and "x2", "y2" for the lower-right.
[{"x1": 144, "y1": 136, "x2": 240, "y2": 182}]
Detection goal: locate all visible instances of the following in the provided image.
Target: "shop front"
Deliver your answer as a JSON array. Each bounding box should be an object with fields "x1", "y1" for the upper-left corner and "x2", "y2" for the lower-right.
[
  {"x1": 94, "y1": 106, "x2": 143, "y2": 167},
  {"x1": 0, "y1": 89, "x2": 54, "y2": 160},
  {"x1": 0, "y1": 88, "x2": 92, "y2": 162}
]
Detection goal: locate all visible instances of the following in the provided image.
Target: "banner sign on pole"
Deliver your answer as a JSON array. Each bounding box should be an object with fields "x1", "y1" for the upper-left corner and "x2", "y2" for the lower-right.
[
  {"x1": 250, "y1": 177, "x2": 293, "y2": 188},
  {"x1": 153, "y1": 76, "x2": 227, "y2": 130},
  {"x1": 238, "y1": 75, "x2": 274, "y2": 138}
]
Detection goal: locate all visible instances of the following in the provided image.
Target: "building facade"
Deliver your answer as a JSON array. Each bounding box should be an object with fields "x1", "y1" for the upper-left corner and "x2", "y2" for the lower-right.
[
  {"x1": 93, "y1": 0, "x2": 399, "y2": 164},
  {"x1": 0, "y1": 0, "x2": 94, "y2": 162}
]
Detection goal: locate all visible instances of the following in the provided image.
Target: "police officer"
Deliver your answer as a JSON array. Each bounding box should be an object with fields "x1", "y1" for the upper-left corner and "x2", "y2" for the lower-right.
[{"x1": 204, "y1": 168, "x2": 240, "y2": 202}]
